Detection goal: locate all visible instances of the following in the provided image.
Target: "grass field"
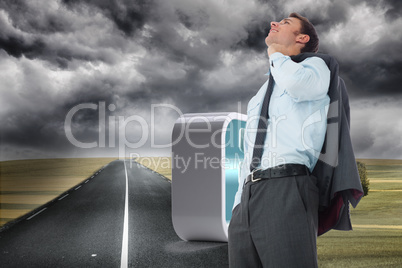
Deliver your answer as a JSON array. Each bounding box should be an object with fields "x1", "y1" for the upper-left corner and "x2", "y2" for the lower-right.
[{"x1": 1, "y1": 157, "x2": 401, "y2": 267}]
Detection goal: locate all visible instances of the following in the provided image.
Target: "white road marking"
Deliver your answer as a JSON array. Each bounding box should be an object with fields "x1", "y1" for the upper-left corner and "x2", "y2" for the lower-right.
[
  {"x1": 92, "y1": 254, "x2": 97, "y2": 257},
  {"x1": 58, "y1": 194, "x2": 69, "y2": 200},
  {"x1": 27, "y1": 207, "x2": 47, "y2": 220},
  {"x1": 120, "y1": 160, "x2": 129, "y2": 268},
  {"x1": 85, "y1": 180, "x2": 89, "y2": 183},
  {"x1": 75, "y1": 185, "x2": 82, "y2": 190}
]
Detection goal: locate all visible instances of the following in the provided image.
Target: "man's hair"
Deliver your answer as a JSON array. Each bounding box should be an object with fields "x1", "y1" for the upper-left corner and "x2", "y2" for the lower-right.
[{"x1": 289, "y1": 12, "x2": 319, "y2": 53}]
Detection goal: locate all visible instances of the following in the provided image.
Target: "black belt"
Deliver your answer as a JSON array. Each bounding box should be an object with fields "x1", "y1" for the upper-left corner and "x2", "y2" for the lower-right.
[{"x1": 245, "y1": 164, "x2": 309, "y2": 185}]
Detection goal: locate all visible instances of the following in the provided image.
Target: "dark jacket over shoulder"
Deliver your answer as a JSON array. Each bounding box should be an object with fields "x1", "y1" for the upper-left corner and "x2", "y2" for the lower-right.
[{"x1": 291, "y1": 53, "x2": 364, "y2": 236}]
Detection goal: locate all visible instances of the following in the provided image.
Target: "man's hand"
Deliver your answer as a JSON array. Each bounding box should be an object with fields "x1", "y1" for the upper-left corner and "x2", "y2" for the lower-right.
[{"x1": 267, "y1": 43, "x2": 290, "y2": 57}]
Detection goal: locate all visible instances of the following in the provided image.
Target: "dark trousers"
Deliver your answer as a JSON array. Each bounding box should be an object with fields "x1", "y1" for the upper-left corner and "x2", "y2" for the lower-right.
[{"x1": 228, "y1": 174, "x2": 319, "y2": 268}]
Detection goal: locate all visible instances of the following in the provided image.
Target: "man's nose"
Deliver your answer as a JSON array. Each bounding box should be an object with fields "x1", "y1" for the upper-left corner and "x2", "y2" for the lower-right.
[{"x1": 271, "y1": 21, "x2": 278, "y2": 27}]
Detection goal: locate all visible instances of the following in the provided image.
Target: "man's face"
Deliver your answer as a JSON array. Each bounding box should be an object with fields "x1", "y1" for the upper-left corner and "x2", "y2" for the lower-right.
[{"x1": 265, "y1": 17, "x2": 302, "y2": 48}]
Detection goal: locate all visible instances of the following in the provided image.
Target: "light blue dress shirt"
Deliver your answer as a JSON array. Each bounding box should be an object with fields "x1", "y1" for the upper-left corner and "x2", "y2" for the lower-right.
[{"x1": 233, "y1": 52, "x2": 331, "y2": 209}]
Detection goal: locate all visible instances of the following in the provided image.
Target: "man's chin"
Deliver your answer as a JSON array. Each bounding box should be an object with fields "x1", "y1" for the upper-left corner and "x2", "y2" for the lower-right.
[{"x1": 265, "y1": 36, "x2": 271, "y2": 46}]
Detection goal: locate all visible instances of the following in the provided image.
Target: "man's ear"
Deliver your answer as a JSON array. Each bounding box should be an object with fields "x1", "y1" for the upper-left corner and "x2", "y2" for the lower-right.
[{"x1": 297, "y1": 34, "x2": 310, "y2": 45}]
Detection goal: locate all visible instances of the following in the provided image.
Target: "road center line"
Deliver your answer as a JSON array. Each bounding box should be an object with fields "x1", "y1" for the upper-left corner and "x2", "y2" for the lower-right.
[{"x1": 120, "y1": 160, "x2": 129, "y2": 268}]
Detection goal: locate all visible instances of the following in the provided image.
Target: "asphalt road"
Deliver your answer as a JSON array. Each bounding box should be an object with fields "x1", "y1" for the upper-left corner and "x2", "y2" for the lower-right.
[{"x1": 0, "y1": 160, "x2": 228, "y2": 267}]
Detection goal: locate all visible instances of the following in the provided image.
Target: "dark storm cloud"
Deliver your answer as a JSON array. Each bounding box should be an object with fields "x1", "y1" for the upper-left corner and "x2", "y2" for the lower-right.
[
  {"x1": 0, "y1": 33, "x2": 114, "y2": 69},
  {"x1": 0, "y1": 0, "x2": 65, "y2": 64},
  {"x1": 61, "y1": 0, "x2": 153, "y2": 36},
  {"x1": 0, "y1": 0, "x2": 126, "y2": 68},
  {"x1": 341, "y1": 59, "x2": 402, "y2": 96},
  {"x1": 0, "y1": 0, "x2": 72, "y2": 34},
  {"x1": 0, "y1": 35, "x2": 46, "y2": 59},
  {"x1": 381, "y1": 0, "x2": 402, "y2": 19},
  {"x1": 328, "y1": 31, "x2": 402, "y2": 98},
  {"x1": 300, "y1": 1, "x2": 350, "y2": 29},
  {"x1": 0, "y1": 58, "x2": 113, "y2": 155},
  {"x1": 234, "y1": 21, "x2": 270, "y2": 52},
  {"x1": 1, "y1": 0, "x2": 402, "y2": 161}
]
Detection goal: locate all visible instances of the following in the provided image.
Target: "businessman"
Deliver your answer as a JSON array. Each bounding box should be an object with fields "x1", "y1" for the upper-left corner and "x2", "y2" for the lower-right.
[{"x1": 228, "y1": 12, "x2": 363, "y2": 267}]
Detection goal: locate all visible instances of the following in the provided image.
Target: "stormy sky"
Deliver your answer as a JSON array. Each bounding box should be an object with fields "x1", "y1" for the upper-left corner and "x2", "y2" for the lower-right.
[{"x1": 0, "y1": 0, "x2": 401, "y2": 161}]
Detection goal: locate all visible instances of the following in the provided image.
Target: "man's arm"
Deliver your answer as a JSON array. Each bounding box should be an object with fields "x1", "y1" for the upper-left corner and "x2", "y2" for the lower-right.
[{"x1": 269, "y1": 52, "x2": 330, "y2": 102}]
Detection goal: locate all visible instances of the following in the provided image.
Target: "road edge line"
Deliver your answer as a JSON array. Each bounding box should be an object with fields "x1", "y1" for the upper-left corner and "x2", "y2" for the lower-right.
[{"x1": 120, "y1": 160, "x2": 129, "y2": 268}]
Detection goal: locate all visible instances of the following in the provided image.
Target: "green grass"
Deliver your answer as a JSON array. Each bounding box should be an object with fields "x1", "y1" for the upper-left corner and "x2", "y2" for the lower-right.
[
  {"x1": 318, "y1": 229, "x2": 402, "y2": 268},
  {"x1": 350, "y1": 191, "x2": 402, "y2": 225},
  {"x1": 315, "y1": 159, "x2": 402, "y2": 267}
]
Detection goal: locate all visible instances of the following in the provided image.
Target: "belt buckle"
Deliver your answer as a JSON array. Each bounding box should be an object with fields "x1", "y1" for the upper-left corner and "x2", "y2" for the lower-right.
[{"x1": 251, "y1": 169, "x2": 262, "y2": 182}]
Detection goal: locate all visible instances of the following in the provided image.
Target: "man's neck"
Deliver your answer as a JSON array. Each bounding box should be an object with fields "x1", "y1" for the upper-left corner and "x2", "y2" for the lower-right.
[{"x1": 267, "y1": 44, "x2": 301, "y2": 57}]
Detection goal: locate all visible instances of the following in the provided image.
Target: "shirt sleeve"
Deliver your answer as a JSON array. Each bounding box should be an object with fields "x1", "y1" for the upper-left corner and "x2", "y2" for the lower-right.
[{"x1": 269, "y1": 52, "x2": 330, "y2": 102}]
